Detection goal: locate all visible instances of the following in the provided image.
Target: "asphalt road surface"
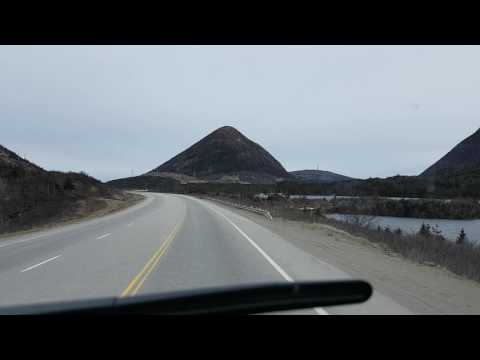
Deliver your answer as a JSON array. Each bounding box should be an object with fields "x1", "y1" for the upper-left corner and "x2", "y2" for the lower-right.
[{"x1": 0, "y1": 192, "x2": 412, "y2": 314}]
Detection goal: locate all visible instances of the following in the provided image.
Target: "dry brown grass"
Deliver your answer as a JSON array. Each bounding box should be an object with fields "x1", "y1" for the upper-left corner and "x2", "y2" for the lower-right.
[
  {"x1": 208, "y1": 195, "x2": 480, "y2": 283},
  {"x1": 0, "y1": 192, "x2": 144, "y2": 237}
]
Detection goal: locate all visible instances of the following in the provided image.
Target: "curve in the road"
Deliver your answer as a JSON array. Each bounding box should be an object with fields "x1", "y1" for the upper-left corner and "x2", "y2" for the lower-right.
[{"x1": 0, "y1": 192, "x2": 412, "y2": 315}]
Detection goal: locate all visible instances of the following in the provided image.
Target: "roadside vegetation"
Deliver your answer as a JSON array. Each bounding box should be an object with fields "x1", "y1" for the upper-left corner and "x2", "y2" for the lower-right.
[
  {"x1": 278, "y1": 170, "x2": 480, "y2": 199},
  {"x1": 328, "y1": 217, "x2": 480, "y2": 282},
  {"x1": 109, "y1": 174, "x2": 480, "y2": 220},
  {"x1": 0, "y1": 164, "x2": 139, "y2": 235},
  {"x1": 205, "y1": 194, "x2": 480, "y2": 283},
  {"x1": 138, "y1": 169, "x2": 480, "y2": 199},
  {"x1": 325, "y1": 196, "x2": 480, "y2": 220}
]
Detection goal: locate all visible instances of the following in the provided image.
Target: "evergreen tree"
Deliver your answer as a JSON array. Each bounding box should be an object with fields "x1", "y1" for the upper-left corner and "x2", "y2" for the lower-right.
[
  {"x1": 456, "y1": 228, "x2": 467, "y2": 245},
  {"x1": 418, "y1": 223, "x2": 431, "y2": 237}
]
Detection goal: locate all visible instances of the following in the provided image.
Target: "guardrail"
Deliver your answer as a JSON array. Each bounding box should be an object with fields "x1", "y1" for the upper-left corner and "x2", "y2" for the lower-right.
[{"x1": 202, "y1": 197, "x2": 273, "y2": 221}]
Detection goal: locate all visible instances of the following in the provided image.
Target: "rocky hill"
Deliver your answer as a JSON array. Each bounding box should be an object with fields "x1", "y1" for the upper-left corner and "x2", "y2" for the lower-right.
[
  {"x1": 145, "y1": 126, "x2": 291, "y2": 184},
  {"x1": 0, "y1": 144, "x2": 128, "y2": 234},
  {"x1": 422, "y1": 128, "x2": 480, "y2": 177},
  {"x1": 0, "y1": 144, "x2": 43, "y2": 173}
]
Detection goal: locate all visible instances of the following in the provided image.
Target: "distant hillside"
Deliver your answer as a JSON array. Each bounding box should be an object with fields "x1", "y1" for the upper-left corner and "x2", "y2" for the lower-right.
[
  {"x1": 422, "y1": 128, "x2": 480, "y2": 177},
  {"x1": 107, "y1": 175, "x2": 182, "y2": 193},
  {"x1": 0, "y1": 144, "x2": 127, "y2": 234},
  {"x1": 289, "y1": 170, "x2": 355, "y2": 184},
  {"x1": 0, "y1": 144, "x2": 43, "y2": 173},
  {"x1": 278, "y1": 171, "x2": 480, "y2": 199},
  {"x1": 145, "y1": 126, "x2": 291, "y2": 184}
]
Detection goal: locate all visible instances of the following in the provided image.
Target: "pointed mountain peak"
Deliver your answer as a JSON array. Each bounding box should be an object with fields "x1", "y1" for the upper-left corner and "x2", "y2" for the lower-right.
[
  {"x1": 206, "y1": 126, "x2": 246, "y2": 141},
  {"x1": 146, "y1": 126, "x2": 290, "y2": 183},
  {"x1": 211, "y1": 126, "x2": 242, "y2": 136}
]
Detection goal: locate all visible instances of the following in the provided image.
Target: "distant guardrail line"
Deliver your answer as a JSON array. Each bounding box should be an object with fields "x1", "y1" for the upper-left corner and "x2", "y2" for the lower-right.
[{"x1": 202, "y1": 197, "x2": 273, "y2": 221}]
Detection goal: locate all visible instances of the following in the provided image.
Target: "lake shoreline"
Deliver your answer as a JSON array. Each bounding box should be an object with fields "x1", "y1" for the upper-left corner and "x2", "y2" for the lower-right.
[
  {"x1": 207, "y1": 197, "x2": 480, "y2": 314},
  {"x1": 327, "y1": 213, "x2": 478, "y2": 243}
]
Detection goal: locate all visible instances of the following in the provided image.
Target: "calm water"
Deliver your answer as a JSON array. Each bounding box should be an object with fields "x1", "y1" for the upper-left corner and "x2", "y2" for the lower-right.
[
  {"x1": 326, "y1": 214, "x2": 479, "y2": 243},
  {"x1": 289, "y1": 194, "x2": 451, "y2": 202},
  {"x1": 287, "y1": 194, "x2": 480, "y2": 243}
]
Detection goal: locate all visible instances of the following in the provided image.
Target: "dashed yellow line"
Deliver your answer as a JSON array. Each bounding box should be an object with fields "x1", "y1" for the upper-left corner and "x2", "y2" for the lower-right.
[{"x1": 120, "y1": 219, "x2": 184, "y2": 298}]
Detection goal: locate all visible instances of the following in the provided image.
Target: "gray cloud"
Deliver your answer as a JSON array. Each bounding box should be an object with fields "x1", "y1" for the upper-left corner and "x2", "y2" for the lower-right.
[{"x1": 1, "y1": 45, "x2": 479, "y2": 181}]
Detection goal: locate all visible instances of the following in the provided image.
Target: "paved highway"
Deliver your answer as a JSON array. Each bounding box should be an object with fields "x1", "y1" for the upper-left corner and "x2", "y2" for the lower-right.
[{"x1": 0, "y1": 192, "x2": 412, "y2": 314}]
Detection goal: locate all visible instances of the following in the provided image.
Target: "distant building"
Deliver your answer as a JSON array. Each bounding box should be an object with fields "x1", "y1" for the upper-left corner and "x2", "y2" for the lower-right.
[{"x1": 254, "y1": 192, "x2": 288, "y2": 200}]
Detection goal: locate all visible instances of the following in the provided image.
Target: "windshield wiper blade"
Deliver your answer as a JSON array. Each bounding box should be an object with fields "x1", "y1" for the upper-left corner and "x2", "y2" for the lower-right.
[{"x1": 0, "y1": 280, "x2": 372, "y2": 315}]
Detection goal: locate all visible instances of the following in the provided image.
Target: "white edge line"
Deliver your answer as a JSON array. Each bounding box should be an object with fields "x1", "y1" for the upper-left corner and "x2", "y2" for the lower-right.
[
  {"x1": 96, "y1": 233, "x2": 112, "y2": 240},
  {"x1": 21, "y1": 255, "x2": 62, "y2": 273},
  {"x1": 210, "y1": 207, "x2": 293, "y2": 281},
  {"x1": 204, "y1": 202, "x2": 328, "y2": 315},
  {"x1": 314, "y1": 307, "x2": 329, "y2": 315}
]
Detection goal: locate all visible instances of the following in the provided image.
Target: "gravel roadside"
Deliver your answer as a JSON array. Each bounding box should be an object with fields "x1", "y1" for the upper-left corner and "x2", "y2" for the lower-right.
[{"x1": 208, "y1": 200, "x2": 480, "y2": 314}]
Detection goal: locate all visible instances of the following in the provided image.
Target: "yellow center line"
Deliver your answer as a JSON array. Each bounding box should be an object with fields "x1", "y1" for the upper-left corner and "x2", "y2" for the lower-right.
[{"x1": 120, "y1": 219, "x2": 184, "y2": 298}]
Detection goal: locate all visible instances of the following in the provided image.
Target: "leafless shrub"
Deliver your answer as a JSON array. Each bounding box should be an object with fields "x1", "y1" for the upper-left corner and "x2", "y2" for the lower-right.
[
  {"x1": 209, "y1": 195, "x2": 480, "y2": 283},
  {"x1": 324, "y1": 217, "x2": 480, "y2": 282},
  {"x1": 343, "y1": 214, "x2": 378, "y2": 228}
]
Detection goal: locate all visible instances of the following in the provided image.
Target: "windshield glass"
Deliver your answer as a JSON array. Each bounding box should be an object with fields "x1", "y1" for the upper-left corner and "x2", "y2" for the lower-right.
[{"x1": 1, "y1": 45, "x2": 480, "y2": 314}]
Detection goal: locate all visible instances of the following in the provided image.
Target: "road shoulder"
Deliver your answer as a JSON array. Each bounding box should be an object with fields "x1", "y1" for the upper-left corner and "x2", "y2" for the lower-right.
[
  {"x1": 0, "y1": 192, "x2": 146, "y2": 241},
  {"x1": 206, "y1": 200, "x2": 480, "y2": 314}
]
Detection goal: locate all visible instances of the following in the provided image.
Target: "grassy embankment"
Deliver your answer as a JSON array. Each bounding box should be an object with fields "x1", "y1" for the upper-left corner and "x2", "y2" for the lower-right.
[{"x1": 0, "y1": 163, "x2": 145, "y2": 236}]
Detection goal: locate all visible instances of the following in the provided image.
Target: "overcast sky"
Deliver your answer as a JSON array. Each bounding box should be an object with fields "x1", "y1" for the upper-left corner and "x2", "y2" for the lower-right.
[{"x1": 1, "y1": 45, "x2": 479, "y2": 182}]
